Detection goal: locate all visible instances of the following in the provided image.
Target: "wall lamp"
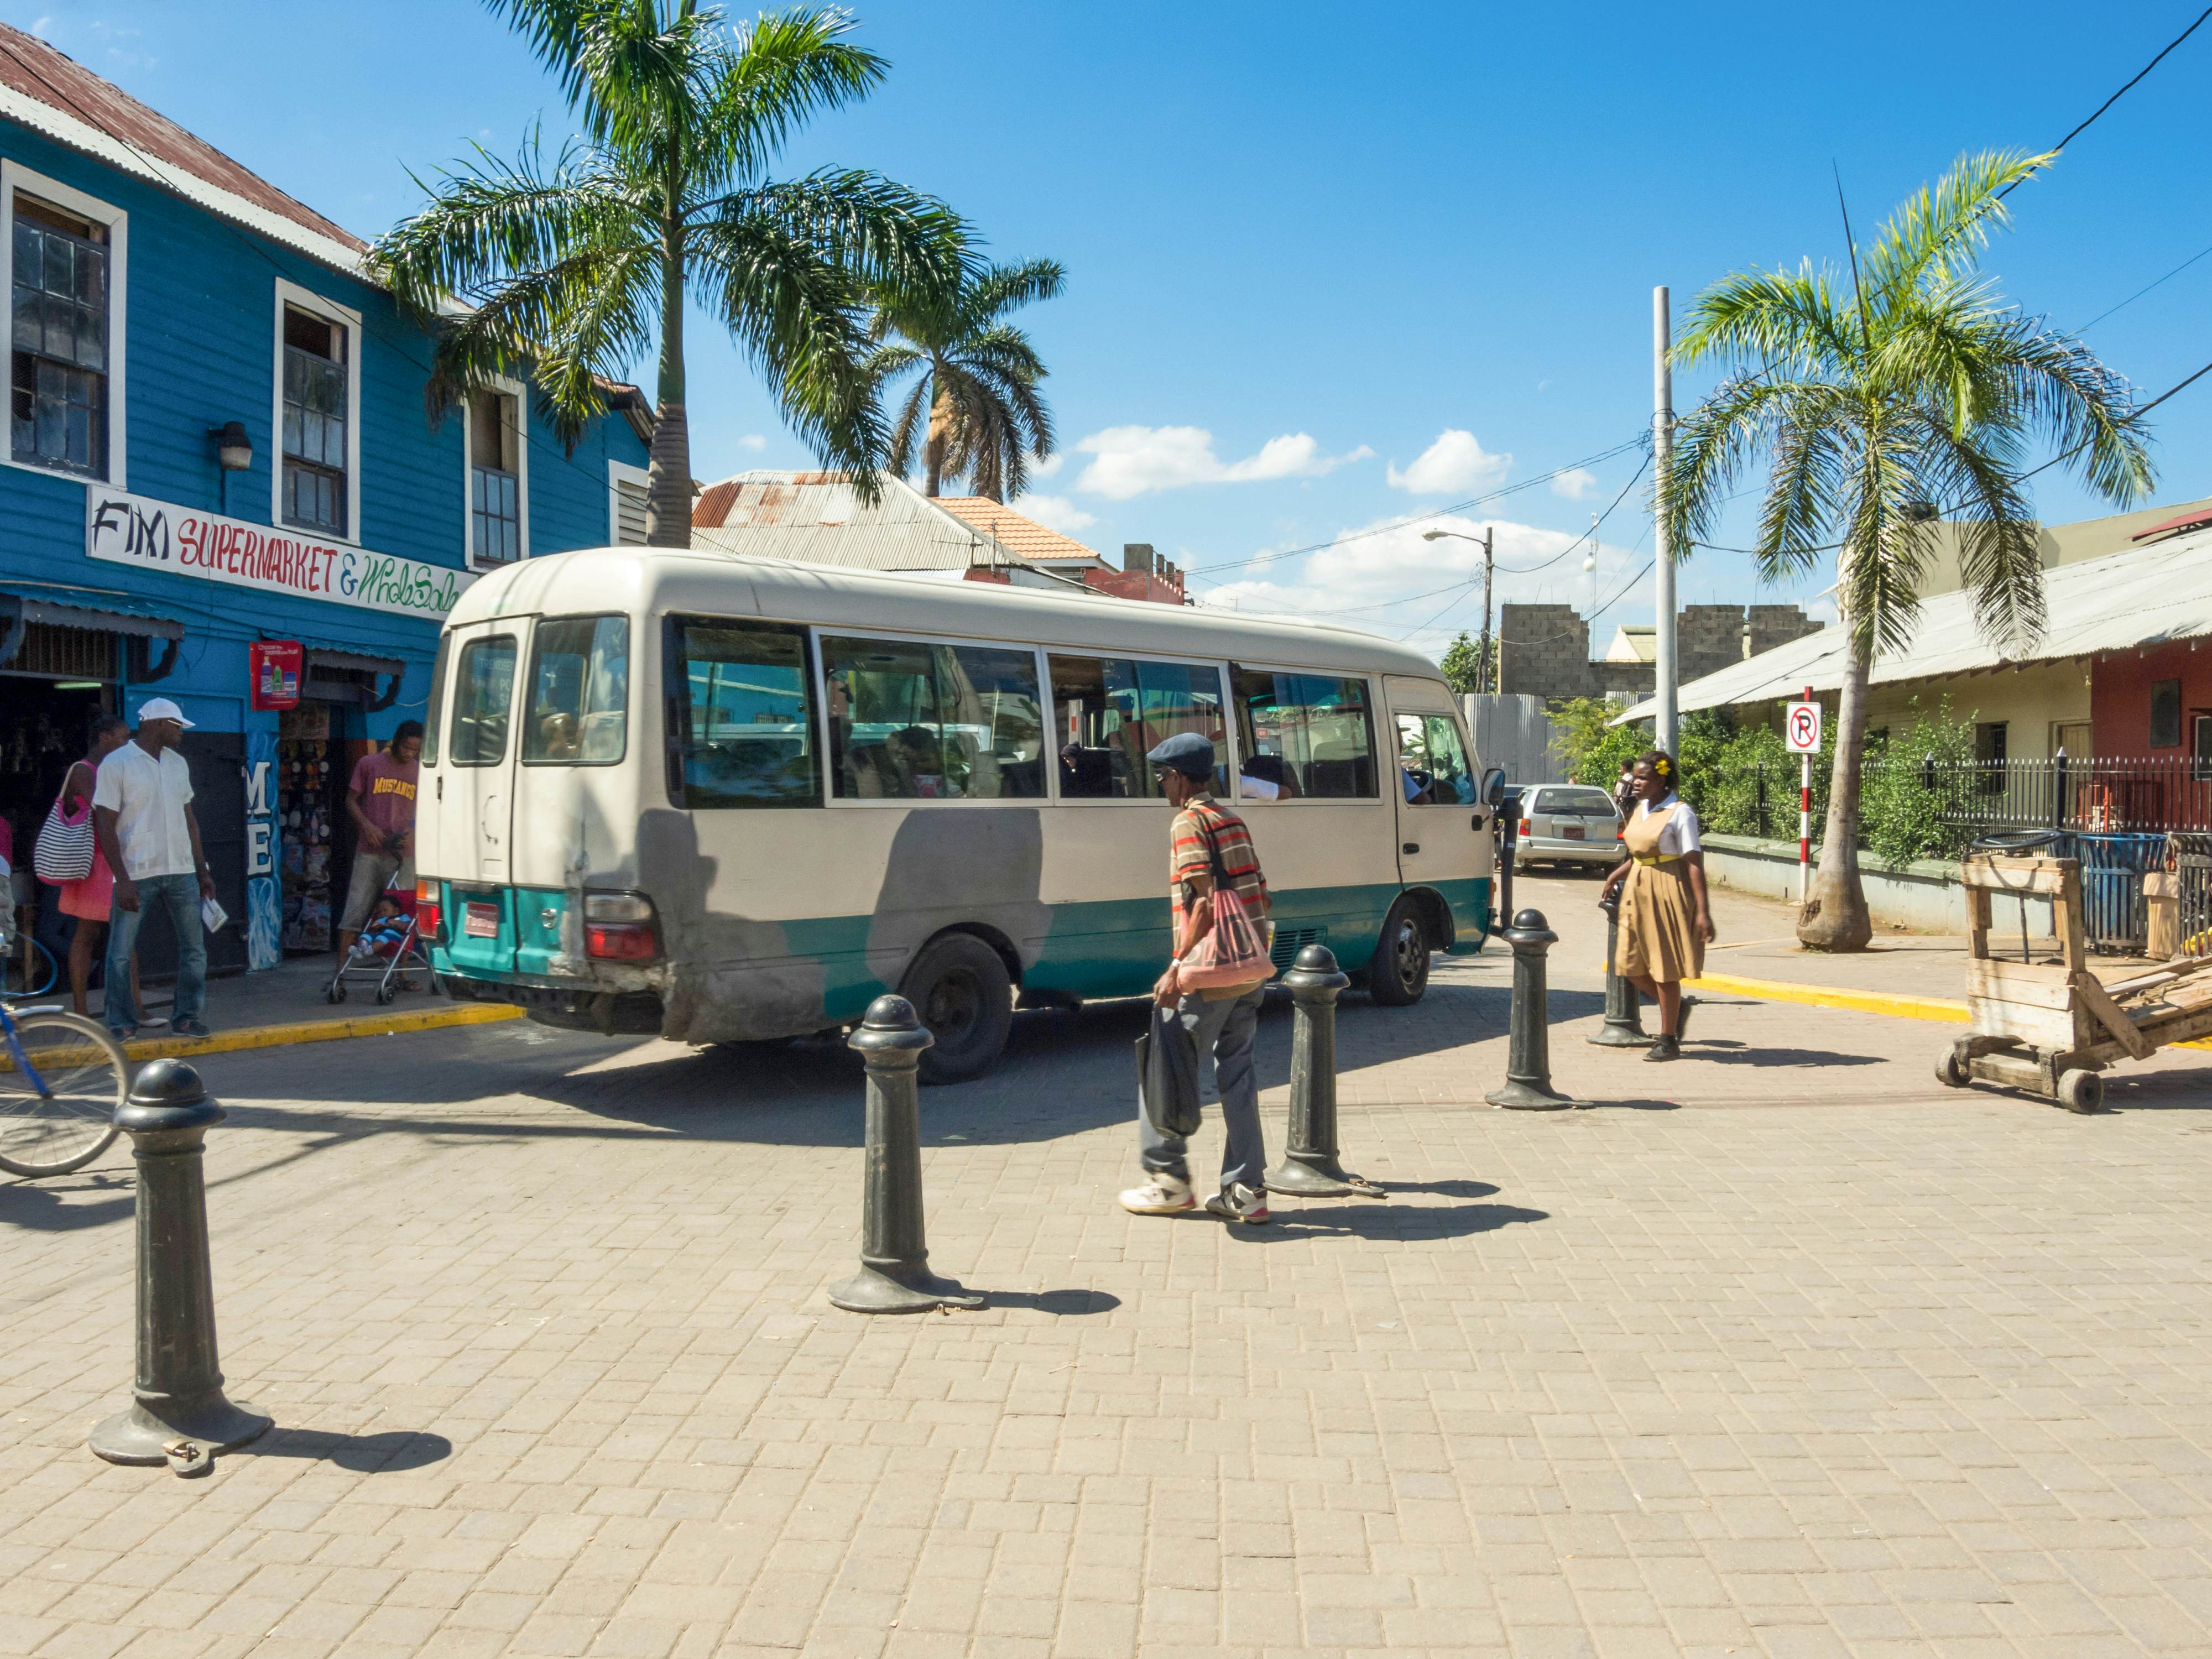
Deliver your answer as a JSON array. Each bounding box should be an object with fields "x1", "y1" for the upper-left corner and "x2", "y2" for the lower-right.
[{"x1": 210, "y1": 421, "x2": 253, "y2": 471}]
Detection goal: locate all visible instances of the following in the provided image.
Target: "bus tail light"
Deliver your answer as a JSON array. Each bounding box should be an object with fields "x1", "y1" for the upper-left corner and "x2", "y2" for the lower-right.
[
  {"x1": 585, "y1": 892, "x2": 661, "y2": 962},
  {"x1": 415, "y1": 880, "x2": 444, "y2": 944}
]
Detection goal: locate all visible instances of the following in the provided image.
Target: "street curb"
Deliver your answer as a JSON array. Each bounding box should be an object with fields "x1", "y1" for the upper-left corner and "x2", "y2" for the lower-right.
[
  {"x1": 1684, "y1": 971, "x2": 1968, "y2": 1024},
  {"x1": 117, "y1": 1001, "x2": 522, "y2": 1063}
]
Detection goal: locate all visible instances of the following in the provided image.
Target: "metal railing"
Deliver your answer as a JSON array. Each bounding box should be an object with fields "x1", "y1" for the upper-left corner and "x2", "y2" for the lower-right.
[{"x1": 1721, "y1": 754, "x2": 2212, "y2": 842}]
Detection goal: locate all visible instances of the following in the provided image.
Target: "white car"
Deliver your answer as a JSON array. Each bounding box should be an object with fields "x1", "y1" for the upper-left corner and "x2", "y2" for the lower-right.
[{"x1": 1516, "y1": 784, "x2": 1624, "y2": 869}]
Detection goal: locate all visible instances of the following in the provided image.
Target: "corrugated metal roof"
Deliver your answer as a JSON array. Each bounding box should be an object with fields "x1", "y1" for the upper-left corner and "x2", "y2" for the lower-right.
[
  {"x1": 1, "y1": 582, "x2": 182, "y2": 638},
  {"x1": 690, "y1": 470, "x2": 1025, "y2": 573},
  {"x1": 1618, "y1": 523, "x2": 2212, "y2": 722},
  {"x1": 0, "y1": 25, "x2": 369, "y2": 276}
]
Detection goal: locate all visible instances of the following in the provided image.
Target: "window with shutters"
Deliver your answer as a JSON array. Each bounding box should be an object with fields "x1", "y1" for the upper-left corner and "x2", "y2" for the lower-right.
[
  {"x1": 6, "y1": 176, "x2": 123, "y2": 482},
  {"x1": 609, "y1": 460, "x2": 649, "y2": 545}
]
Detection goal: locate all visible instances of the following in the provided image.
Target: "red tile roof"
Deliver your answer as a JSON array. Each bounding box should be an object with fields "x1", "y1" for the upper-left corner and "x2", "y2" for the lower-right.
[
  {"x1": 933, "y1": 497, "x2": 1104, "y2": 565},
  {"x1": 0, "y1": 24, "x2": 367, "y2": 256}
]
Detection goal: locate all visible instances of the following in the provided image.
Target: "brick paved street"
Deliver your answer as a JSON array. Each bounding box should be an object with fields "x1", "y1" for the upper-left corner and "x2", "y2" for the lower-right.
[{"x1": 7, "y1": 873, "x2": 2212, "y2": 1658}]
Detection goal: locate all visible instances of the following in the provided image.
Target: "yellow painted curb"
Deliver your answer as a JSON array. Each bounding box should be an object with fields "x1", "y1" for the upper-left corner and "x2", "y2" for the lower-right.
[
  {"x1": 117, "y1": 1000, "x2": 522, "y2": 1063},
  {"x1": 1684, "y1": 971, "x2": 1969, "y2": 1025}
]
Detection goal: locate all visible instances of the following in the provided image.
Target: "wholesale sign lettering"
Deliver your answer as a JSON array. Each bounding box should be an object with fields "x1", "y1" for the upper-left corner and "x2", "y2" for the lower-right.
[{"x1": 86, "y1": 488, "x2": 477, "y2": 622}]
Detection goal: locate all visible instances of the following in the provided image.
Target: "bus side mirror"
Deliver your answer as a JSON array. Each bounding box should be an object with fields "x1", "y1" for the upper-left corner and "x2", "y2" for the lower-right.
[{"x1": 1481, "y1": 766, "x2": 1506, "y2": 807}]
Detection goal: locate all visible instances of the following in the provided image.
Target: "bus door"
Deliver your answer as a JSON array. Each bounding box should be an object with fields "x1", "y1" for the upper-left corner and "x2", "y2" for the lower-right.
[
  {"x1": 1384, "y1": 676, "x2": 1491, "y2": 948},
  {"x1": 435, "y1": 619, "x2": 525, "y2": 975}
]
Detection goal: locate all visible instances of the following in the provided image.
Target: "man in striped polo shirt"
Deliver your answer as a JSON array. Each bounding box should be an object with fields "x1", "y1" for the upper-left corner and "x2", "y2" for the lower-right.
[{"x1": 1120, "y1": 732, "x2": 1276, "y2": 1224}]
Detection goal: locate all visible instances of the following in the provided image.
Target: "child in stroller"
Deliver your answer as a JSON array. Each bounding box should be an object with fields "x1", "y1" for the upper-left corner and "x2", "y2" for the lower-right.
[{"x1": 324, "y1": 885, "x2": 435, "y2": 1005}]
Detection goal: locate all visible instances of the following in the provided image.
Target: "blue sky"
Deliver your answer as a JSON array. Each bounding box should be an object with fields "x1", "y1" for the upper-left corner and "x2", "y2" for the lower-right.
[{"x1": 13, "y1": 1, "x2": 2210, "y2": 659}]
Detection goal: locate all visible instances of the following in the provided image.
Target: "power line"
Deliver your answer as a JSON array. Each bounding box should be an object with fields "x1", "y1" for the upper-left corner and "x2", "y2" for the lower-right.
[
  {"x1": 2000, "y1": 4, "x2": 2212, "y2": 198},
  {"x1": 1185, "y1": 435, "x2": 1649, "y2": 585},
  {"x1": 2077, "y1": 236, "x2": 2212, "y2": 332}
]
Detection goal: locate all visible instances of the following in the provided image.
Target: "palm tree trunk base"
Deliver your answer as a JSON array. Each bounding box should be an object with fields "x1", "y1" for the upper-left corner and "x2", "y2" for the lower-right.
[{"x1": 1796, "y1": 868, "x2": 1874, "y2": 952}]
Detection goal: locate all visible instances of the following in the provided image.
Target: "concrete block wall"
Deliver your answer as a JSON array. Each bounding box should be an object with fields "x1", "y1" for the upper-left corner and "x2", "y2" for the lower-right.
[
  {"x1": 1498, "y1": 605, "x2": 1595, "y2": 701},
  {"x1": 1500, "y1": 601, "x2": 1819, "y2": 707}
]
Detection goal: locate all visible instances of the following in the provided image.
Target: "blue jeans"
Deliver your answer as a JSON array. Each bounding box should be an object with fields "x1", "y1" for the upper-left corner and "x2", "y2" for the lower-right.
[
  {"x1": 1138, "y1": 983, "x2": 1269, "y2": 1192},
  {"x1": 106, "y1": 872, "x2": 204, "y2": 1032}
]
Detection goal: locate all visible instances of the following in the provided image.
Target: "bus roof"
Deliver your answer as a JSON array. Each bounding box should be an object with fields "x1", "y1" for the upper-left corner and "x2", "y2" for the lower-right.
[{"x1": 446, "y1": 546, "x2": 1449, "y2": 681}]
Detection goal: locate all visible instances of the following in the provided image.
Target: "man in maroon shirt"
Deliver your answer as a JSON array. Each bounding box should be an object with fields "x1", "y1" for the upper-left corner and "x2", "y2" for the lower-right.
[{"x1": 335, "y1": 721, "x2": 422, "y2": 965}]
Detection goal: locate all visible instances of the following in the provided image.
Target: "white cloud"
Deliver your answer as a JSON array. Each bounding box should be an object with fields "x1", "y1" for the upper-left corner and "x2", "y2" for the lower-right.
[
  {"x1": 1072, "y1": 425, "x2": 1372, "y2": 500},
  {"x1": 1386, "y1": 430, "x2": 1511, "y2": 494},
  {"x1": 1193, "y1": 512, "x2": 1650, "y2": 661},
  {"x1": 1015, "y1": 492, "x2": 1097, "y2": 533},
  {"x1": 1030, "y1": 452, "x2": 1065, "y2": 479},
  {"x1": 1551, "y1": 467, "x2": 1598, "y2": 500},
  {"x1": 736, "y1": 434, "x2": 768, "y2": 452}
]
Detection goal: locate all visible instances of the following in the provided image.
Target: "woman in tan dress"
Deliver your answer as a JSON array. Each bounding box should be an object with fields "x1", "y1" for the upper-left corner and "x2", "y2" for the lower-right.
[{"x1": 1599, "y1": 749, "x2": 1717, "y2": 1061}]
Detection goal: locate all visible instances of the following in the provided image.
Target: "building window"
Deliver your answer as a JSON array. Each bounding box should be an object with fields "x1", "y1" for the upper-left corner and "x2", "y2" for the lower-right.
[
  {"x1": 281, "y1": 305, "x2": 347, "y2": 533},
  {"x1": 2195, "y1": 715, "x2": 2212, "y2": 784},
  {"x1": 2151, "y1": 679, "x2": 2183, "y2": 749},
  {"x1": 10, "y1": 192, "x2": 109, "y2": 478},
  {"x1": 469, "y1": 390, "x2": 522, "y2": 565}
]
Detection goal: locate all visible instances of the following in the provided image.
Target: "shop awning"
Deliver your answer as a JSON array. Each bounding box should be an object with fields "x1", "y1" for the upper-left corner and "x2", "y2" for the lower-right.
[
  {"x1": 0, "y1": 583, "x2": 185, "y2": 639},
  {"x1": 303, "y1": 645, "x2": 406, "y2": 679}
]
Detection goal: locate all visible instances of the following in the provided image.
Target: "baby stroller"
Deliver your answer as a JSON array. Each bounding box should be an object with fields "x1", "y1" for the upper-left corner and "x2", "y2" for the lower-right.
[{"x1": 324, "y1": 884, "x2": 438, "y2": 1006}]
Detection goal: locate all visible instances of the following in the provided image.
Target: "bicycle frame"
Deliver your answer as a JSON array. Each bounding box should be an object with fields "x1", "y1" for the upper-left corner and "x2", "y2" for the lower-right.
[{"x1": 0, "y1": 1003, "x2": 58, "y2": 1100}]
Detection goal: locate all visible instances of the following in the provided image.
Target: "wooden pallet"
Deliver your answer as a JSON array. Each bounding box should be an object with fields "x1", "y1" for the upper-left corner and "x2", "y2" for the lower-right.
[{"x1": 1939, "y1": 852, "x2": 2212, "y2": 1112}]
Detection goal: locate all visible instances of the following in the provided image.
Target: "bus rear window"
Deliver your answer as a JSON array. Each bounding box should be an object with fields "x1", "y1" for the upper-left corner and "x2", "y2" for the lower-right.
[
  {"x1": 449, "y1": 634, "x2": 518, "y2": 766},
  {"x1": 421, "y1": 633, "x2": 451, "y2": 765},
  {"x1": 669, "y1": 617, "x2": 817, "y2": 807},
  {"x1": 523, "y1": 616, "x2": 628, "y2": 765}
]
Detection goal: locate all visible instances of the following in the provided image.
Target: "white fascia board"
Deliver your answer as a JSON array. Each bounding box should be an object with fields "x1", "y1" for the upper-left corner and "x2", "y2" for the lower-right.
[{"x1": 0, "y1": 86, "x2": 373, "y2": 283}]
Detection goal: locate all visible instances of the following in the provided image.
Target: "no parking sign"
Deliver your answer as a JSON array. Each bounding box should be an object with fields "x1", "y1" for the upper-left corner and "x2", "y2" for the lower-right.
[{"x1": 1786, "y1": 700, "x2": 1823, "y2": 753}]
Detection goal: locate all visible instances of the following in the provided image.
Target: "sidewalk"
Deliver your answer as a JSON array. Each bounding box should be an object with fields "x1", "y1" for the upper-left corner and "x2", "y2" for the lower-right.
[{"x1": 43, "y1": 950, "x2": 516, "y2": 1061}]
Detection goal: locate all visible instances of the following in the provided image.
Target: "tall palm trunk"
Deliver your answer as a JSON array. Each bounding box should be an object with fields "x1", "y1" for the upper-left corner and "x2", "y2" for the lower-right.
[
  {"x1": 1800, "y1": 606, "x2": 1875, "y2": 951},
  {"x1": 921, "y1": 383, "x2": 952, "y2": 496},
  {"x1": 646, "y1": 215, "x2": 692, "y2": 549}
]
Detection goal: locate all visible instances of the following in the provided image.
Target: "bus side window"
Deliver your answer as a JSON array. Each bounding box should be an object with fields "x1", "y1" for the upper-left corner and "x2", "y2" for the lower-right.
[
  {"x1": 667, "y1": 617, "x2": 818, "y2": 807},
  {"x1": 1232, "y1": 668, "x2": 1377, "y2": 799},
  {"x1": 523, "y1": 615, "x2": 628, "y2": 765},
  {"x1": 821, "y1": 635, "x2": 1045, "y2": 801},
  {"x1": 1049, "y1": 654, "x2": 1228, "y2": 800}
]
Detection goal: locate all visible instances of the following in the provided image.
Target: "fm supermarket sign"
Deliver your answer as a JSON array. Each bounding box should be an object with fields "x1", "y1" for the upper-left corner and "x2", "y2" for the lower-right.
[{"x1": 87, "y1": 488, "x2": 475, "y2": 622}]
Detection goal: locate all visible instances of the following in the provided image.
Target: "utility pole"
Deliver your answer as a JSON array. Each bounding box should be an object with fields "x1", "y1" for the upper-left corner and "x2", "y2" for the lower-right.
[
  {"x1": 1652, "y1": 285, "x2": 1678, "y2": 755},
  {"x1": 1478, "y1": 524, "x2": 1496, "y2": 693}
]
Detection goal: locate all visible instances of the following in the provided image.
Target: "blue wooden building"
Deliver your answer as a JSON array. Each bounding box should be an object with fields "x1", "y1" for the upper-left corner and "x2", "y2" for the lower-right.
[{"x1": 0, "y1": 27, "x2": 654, "y2": 975}]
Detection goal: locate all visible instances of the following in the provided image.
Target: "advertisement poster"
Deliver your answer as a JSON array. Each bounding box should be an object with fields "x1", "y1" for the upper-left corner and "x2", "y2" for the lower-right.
[
  {"x1": 86, "y1": 487, "x2": 476, "y2": 622},
  {"x1": 250, "y1": 639, "x2": 303, "y2": 710},
  {"x1": 244, "y1": 728, "x2": 283, "y2": 971}
]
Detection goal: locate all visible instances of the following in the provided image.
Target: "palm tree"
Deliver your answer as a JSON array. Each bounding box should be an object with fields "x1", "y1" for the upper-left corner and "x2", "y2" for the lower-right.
[
  {"x1": 867, "y1": 257, "x2": 1062, "y2": 499},
  {"x1": 369, "y1": 1, "x2": 973, "y2": 547},
  {"x1": 1664, "y1": 150, "x2": 2153, "y2": 951}
]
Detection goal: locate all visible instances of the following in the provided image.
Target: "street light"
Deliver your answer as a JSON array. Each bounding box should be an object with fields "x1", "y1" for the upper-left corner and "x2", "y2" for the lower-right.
[{"x1": 1421, "y1": 525, "x2": 1494, "y2": 693}]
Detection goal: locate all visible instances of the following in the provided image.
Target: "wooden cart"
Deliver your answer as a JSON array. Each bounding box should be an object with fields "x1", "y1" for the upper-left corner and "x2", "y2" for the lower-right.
[{"x1": 1939, "y1": 852, "x2": 2212, "y2": 1112}]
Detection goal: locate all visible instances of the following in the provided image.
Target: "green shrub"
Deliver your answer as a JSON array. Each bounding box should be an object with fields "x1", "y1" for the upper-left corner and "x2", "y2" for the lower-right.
[{"x1": 1859, "y1": 698, "x2": 1978, "y2": 867}]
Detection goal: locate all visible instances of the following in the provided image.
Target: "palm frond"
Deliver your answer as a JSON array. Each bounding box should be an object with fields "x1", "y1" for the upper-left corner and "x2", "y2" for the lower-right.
[{"x1": 1862, "y1": 149, "x2": 2051, "y2": 305}]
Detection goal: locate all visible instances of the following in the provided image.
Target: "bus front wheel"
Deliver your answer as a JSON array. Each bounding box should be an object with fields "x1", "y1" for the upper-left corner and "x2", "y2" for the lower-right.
[
  {"x1": 1366, "y1": 896, "x2": 1431, "y2": 1007},
  {"x1": 901, "y1": 934, "x2": 1014, "y2": 1085}
]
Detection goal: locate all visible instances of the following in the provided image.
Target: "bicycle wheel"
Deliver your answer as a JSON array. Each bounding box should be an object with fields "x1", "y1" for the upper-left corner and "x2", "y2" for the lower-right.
[
  {"x1": 1, "y1": 938, "x2": 59, "y2": 998},
  {"x1": 0, "y1": 1010, "x2": 127, "y2": 1177}
]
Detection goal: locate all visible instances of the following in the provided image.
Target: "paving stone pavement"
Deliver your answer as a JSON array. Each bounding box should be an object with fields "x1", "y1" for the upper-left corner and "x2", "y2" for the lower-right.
[{"x1": 6, "y1": 874, "x2": 2212, "y2": 1659}]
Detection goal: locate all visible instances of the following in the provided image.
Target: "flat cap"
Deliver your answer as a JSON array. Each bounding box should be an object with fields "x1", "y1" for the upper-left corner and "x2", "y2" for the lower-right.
[{"x1": 1145, "y1": 731, "x2": 1216, "y2": 779}]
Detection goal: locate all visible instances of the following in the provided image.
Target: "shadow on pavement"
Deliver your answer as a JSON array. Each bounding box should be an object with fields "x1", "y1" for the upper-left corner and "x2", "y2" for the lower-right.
[
  {"x1": 978, "y1": 1288, "x2": 1121, "y2": 1316},
  {"x1": 204, "y1": 976, "x2": 1549, "y2": 1151},
  {"x1": 238, "y1": 1427, "x2": 452, "y2": 1473},
  {"x1": 1683, "y1": 1044, "x2": 1883, "y2": 1068},
  {"x1": 0, "y1": 1170, "x2": 134, "y2": 1233},
  {"x1": 1234, "y1": 1201, "x2": 1550, "y2": 1243}
]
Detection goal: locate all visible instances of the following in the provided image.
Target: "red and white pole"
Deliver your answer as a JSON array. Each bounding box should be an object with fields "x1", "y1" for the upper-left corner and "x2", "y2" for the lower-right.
[{"x1": 1798, "y1": 682, "x2": 1813, "y2": 904}]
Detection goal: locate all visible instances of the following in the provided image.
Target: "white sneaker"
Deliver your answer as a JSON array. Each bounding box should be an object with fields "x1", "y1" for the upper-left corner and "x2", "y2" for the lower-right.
[
  {"x1": 1119, "y1": 1173, "x2": 1195, "y2": 1215},
  {"x1": 1203, "y1": 1182, "x2": 1272, "y2": 1225}
]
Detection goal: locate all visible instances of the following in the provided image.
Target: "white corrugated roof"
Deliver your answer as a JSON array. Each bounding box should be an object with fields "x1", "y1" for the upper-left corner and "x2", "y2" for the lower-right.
[{"x1": 1618, "y1": 523, "x2": 2212, "y2": 721}]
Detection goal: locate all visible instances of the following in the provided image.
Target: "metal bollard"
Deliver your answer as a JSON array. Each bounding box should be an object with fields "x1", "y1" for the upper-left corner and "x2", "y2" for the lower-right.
[
  {"x1": 1587, "y1": 905, "x2": 1648, "y2": 1047},
  {"x1": 1266, "y1": 945, "x2": 1384, "y2": 1199},
  {"x1": 90, "y1": 1060, "x2": 270, "y2": 1471},
  {"x1": 828, "y1": 995, "x2": 984, "y2": 1314},
  {"x1": 1484, "y1": 909, "x2": 1581, "y2": 1110}
]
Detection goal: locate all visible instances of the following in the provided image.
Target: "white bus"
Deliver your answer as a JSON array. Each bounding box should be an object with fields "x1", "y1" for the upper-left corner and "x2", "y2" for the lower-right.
[{"x1": 416, "y1": 548, "x2": 1502, "y2": 1081}]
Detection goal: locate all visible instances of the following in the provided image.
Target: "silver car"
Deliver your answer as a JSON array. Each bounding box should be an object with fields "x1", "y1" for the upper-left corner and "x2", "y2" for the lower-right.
[{"x1": 1516, "y1": 783, "x2": 1624, "y2": 868}]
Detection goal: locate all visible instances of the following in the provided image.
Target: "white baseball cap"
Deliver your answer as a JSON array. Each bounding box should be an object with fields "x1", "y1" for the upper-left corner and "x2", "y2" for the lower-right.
[{"x1": 137, "y1": 696, "x2": 195, "y2": 728}]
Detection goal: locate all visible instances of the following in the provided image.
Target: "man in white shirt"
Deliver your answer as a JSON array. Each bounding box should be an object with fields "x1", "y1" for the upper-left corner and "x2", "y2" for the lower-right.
[{"x1": 92, "y1": 697, "x2": 217, "y2": 1039}]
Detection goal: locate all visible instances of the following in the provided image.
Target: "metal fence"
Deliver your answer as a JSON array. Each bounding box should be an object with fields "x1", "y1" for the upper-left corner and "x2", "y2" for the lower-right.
[{"x1": 1728, "y1": 755, "x2": 2212, "y2": 842}]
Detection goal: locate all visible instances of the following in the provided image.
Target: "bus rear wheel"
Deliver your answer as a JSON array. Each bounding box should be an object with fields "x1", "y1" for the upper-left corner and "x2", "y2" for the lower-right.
[
  {"x1": 1366, "y1": 896, "x2": 1431, "y2": 1006},
  {"x1": 901, "y1": 934, "x2": 1014, "y2": 1085}
]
